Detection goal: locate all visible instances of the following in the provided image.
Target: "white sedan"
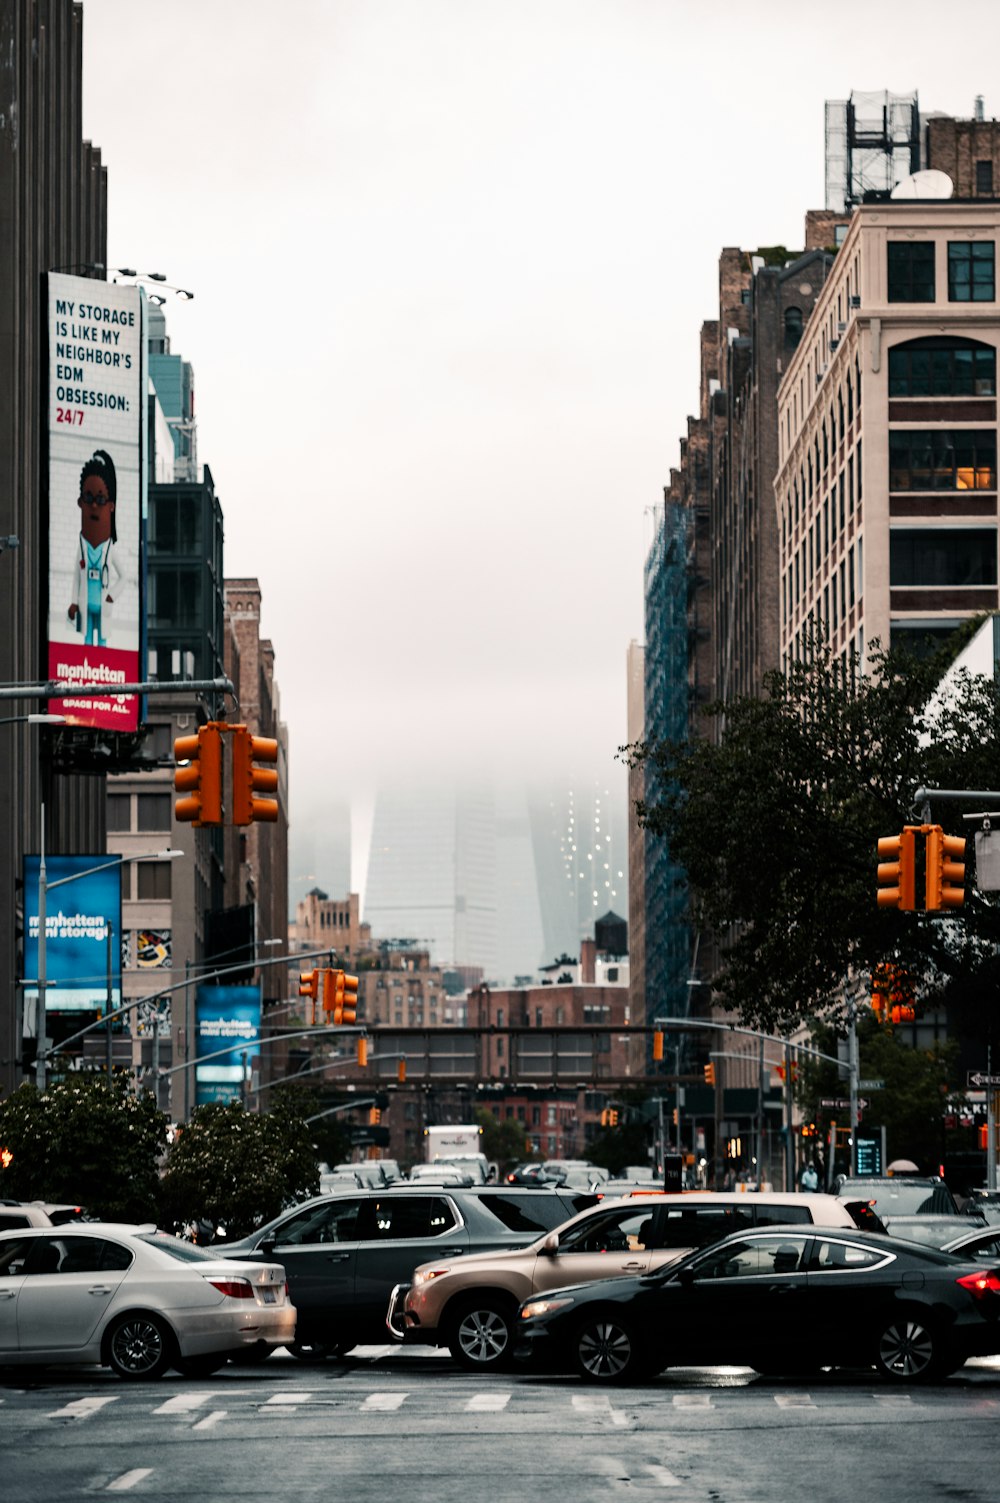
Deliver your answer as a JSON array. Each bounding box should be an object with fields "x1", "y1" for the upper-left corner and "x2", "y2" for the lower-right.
[{"x1": 0, "y1": 1223, "x2": 295, "y2": 1379}]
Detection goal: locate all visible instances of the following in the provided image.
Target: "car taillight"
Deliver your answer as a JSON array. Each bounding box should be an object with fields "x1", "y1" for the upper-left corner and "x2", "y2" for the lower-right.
[
  {"x1": 207, "y1": 1277, "x2": 254, "y2": 1299},
  {"x1": 956, "y1": 1270, "x2": 1000, "y2": 1298}
]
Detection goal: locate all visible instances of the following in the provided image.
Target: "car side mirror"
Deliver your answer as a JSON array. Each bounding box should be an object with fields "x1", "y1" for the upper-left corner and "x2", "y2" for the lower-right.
[
  {"x1": 541, "y1": 1232, "x2": 559, "y2": 1255},
  {"x1": 260, "y1": 1237, "x2": 277, "y2": 1257}
]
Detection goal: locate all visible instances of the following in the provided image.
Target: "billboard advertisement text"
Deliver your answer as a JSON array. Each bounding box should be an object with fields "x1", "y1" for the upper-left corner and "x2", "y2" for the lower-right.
[
  {"x1": 195, "y1": 985, "x2": 262, "y2": 1106},
  {"x1": 22, "y1": 855, "x2": 122, "y2": 1017},
  {"x1": 46, "y1": 273, "x2": 146, "y2": 730}
]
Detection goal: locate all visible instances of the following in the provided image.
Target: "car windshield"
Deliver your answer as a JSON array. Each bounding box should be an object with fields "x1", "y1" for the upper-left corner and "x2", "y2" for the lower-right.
[{"x1": 841, "y1": 1181, "x2": 955, "y2": 1215}]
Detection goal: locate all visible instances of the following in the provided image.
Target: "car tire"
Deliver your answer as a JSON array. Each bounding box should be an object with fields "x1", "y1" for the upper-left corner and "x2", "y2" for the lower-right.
[
  {"x1": 873, "y1": 1313, "x2": 944, "y2": 1382},
  {"x1": 574, "y1": 1314, "x2": 652, "y2": 1384},
  {"x1": 287, "y1": 1337, "x2": 353, "y2": 1362},
  {"x1": 448, "y1": 1297, "x2": 516, "y2": 1371},
  {"x1": 106, "y1": 1313, "x2": 174, "y2": 1381}
]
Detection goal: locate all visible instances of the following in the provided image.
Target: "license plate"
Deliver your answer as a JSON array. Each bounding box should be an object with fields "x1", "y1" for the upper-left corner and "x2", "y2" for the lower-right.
[{"x1": 261, "y1": 1287, "x2": 277, "y2": 1303}]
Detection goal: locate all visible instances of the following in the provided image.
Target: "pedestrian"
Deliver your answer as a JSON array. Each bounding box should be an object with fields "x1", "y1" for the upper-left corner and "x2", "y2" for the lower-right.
[{"x1": 800, "y1": 1161, "x2": 819, "y2": 1192}]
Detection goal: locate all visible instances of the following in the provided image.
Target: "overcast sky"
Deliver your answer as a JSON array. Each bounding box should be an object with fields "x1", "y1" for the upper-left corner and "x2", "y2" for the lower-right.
[{"x1": 81, "y1": 0, "x2": 1000, "y2": 896}]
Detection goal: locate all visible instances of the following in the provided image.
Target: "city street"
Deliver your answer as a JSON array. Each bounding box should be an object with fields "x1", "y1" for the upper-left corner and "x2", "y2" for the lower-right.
[{"x1": 3, "y1": 1346, "x2": 1000, "y2": 1502}]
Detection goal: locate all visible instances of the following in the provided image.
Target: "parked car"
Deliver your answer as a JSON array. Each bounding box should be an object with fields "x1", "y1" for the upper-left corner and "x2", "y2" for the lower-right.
[
  {"x1": 514, "y1": 1225, "x2": 1000, "y2": 1384},
  {"x1": 835, "y1": 1176, "x2": 958, "y2": 1216},
  {"x1": 0, "y1": 1202, "x2": 89, "y2": 1232},
  {"x1": 391, "y1": 1190, "x2": 871, "y2": 1371},
  {"x1": 214, "y1": 1184, "x2": 597, "y2": 1360},
  {"x1": 0, "y1": 1223, "x2": 294, "y2": 1378},
  {"x1": 942, "y1": 1224, "x2": 1000, "y2": 1262},
  {"x1": 880, "y1": 1214, "x2": 987, "y2": 1248}
]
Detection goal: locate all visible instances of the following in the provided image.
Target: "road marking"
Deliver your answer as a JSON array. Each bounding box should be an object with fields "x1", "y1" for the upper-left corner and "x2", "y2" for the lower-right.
[
  {"x1": 873, "y1": 1392, "x2": 914, "y2": 1405},
  {"x1": 572, "y1": 1393, "x2": 629, "y2": 1426},
  {"x1": 152, "y1": 1393, "x2": 213, "y2": 1415},
  {"x1": 645, "y1": 1464, "x2": 681, "y2": 1487},
  {"x1": 192, "y1": 1410, "x2": 228, "y2": 1431},
  {"x1": 672, "y1": 1393, "x2": 713, "y2": 1408},
  {"x1": 362, "y1": 1392, "x2": 408, "y2": 1410},
  {"x1": 48, "y1": 1396, "x2": 119, "y2": 1420},
  {"x1": 773, "y1": 1394, "x2": 817, "y2": 1409},
  {"x1": 466, "y1": 1392, "x2": 511, "y2": 1412},
  {"x1": 262, "y1": 1391, "x2": 314, "y2": 1406},
  {"x1": 106, "y1": 1469, "x2": 152, "y2": 1491}
]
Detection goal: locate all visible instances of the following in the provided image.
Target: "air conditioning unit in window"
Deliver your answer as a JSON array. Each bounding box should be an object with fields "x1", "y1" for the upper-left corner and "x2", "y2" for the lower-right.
[
  {"x1": 838, "y1": 321, "x2": 847, "y2": 333},
  {"x1": 849, "y1": 295, "x2": 861, "y2": 308}
]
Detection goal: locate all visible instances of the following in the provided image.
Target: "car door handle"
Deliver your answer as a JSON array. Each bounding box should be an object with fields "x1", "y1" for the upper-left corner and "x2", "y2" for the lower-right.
[
  {"x1": 621, "y1": 1260, "x2": 646, "y2": 1270},
  {"x1": 88, "y1": 1285, "x2": 113, "y2": 1295},
  {"x1": 326, "y1": 1253, "x2": 351, "y2": 1262}
]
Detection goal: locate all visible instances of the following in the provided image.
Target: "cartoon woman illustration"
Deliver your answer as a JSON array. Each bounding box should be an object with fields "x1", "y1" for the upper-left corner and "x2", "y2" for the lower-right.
[{"x1": 67, "y1": 449, "x2": 126, "y2": 647}]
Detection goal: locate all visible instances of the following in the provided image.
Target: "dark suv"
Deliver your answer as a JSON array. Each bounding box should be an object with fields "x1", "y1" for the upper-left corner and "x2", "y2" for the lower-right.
[{"x1": 215, "y1": 1184, "x2": 596, "y2": 1360}]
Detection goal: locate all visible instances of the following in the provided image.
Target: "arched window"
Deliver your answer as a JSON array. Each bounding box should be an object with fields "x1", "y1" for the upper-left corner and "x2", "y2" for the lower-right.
[
  {"x1": 784, "y1": 307, "x2": 803, "y2": 352},
  {"x1": 838, "y1": 389, "x2": 845, "y2": 444},
  {"x1": 888, "y1": 335, "x2": 997, "y2": 397}
]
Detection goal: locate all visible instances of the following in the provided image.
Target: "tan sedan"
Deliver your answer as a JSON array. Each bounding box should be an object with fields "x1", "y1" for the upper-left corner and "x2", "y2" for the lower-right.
[{"x1": 389, "y1": 1191, "x2": 864, "y2": 1370}]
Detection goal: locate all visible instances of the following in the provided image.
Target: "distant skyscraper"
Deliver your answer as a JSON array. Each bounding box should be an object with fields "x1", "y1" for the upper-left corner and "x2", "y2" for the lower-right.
[
  {"x1": 528, "y1": 774, "x2": 628, "y2": 966},
  {"x1": 363, "y1": 786, "x2": 497, "y2": 977}
]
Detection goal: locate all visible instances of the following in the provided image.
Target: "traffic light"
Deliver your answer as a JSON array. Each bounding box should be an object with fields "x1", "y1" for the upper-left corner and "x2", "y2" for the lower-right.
[
  {"x1": 600, "y1": 1109, "x2": 609, "y2": 1126},
  {"x1": 231, "y1": 725, "x2": 280, "y2": 826},
  {"x1": 340, "y1": 974, "x2": 359, "y2": 1025},
  {"x1": 608, "y1": 1108, "x2": 619, "y2": 1127},
  {"x1": 671, "y1": 1107, "x2": 679, "y2": 1127},
  {"x1": 299, "y1": 969, "x2": 319, "y2": 1020},
  {"x1": 704, "y1": 1063, "x2": 716, "y2": 1086},
  {"x1": 369, "y1": 1106, "x2": 381, "y2": 1125},
  {"x1": 652, "y1": 1030, "x2": 664, "y2": 1062},
  {"x1": 889, "y1": 1004, "x2": 916, "y2": 1024},
  {"x1": 925, "y1": 826, "x2": 966, "y2": 912},
  {"x1": 357, "y1": 1037, "x2": 368, "y2": 1067},
  {"x1": 981, "y1": 1124, "x2": 990, "y2": 1151},
  {"x1": 173, "y1": 723, "x2": 224, "y2": 825},
  {"x1": 397, "y1": 1057, "x2": 407, "y2": 1083},
  {"x1": 877, "y1": 828, "x2": 917, "y2": 910}
]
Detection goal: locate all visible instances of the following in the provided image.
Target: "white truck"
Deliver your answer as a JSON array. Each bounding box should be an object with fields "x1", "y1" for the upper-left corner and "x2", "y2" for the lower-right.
[{"x1": 423, "y1": 1124, "x2": 490, "y2": 1182}]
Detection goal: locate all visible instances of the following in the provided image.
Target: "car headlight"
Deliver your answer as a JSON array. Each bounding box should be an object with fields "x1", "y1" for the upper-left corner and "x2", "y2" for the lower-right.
[
  {"x1": 520, "y1": 1296, "x2": 575, "y2": 1320},
  {"x1": 412, "y1": 1266, "x2": 451, "y2": 1286}
]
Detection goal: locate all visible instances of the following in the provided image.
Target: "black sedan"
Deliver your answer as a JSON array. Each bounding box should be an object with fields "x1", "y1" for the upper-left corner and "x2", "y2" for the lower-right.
[{"x1": 514, "y1": 1226, "x2": 1000, "y2": 1384}]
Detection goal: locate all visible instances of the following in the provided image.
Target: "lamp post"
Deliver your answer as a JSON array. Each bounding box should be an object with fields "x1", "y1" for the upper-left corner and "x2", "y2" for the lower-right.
[{"x1": 32, "y1": 807, "x2": 182, "y2": 1089}]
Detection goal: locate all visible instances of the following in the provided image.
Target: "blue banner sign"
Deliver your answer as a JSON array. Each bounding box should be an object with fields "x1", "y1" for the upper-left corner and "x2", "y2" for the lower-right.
[
  {"x1": 195, "y1": 984, "x2": 262, "y2": 1106},
  {"x1": 23, "y1": 854, "x2": 122, "y2": 1014}
]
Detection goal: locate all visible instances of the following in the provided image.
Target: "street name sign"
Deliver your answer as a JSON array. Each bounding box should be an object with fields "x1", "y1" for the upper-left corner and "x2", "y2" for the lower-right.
[
  {"x1": 967, "y1": 1072, "x2": 1000, "y2": 1089},
  {"x1": 859, "y1": 1079, "x2": 885, "y2": 1090}
]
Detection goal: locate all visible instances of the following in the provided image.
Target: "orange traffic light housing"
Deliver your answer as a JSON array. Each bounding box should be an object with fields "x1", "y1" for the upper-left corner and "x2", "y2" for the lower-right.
[
  {"x1": 173, "y1": 723, "x2": 224, "y2": 825},
  {"x1": 356, "y1": 1037, "x2": 368, "y2": 1067},
  {"x1": 231, "y1": 725, "x2": 279, "y2": 826},
  {"x1": 340, "y1": 974, "x2": 359, "y2": 1025},
  {"x1": 704, "y1": 1062, "x2": 716, "y2": 1086},
  {"x1": 877, "y1": 828, "x2": 917, "y2": 911},
  {"x1": 925, "y1": 826, "x2": 966, "y2": 912},
  {"x1": 397, "y1": 1057, "x2": 407, "y2": 1083},
  {"x1": 369, "y1": 1106, "x2": 381, "y2": 1125},
  {"x1": 652, "y1": 1030, "x2": 664, "y2": 1062}
]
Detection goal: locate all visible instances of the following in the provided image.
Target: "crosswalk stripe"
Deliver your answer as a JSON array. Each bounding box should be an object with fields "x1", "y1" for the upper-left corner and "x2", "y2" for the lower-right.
[
  {"x1": 672, "y1": 1393, "x2": 713, "y2": 1408},
  {"x1": 466, "y1": 1392, "x2": 511, "y2": 1412},
  {"x1": 48, "y1": 1396, "x2": 119, "y2": 1419},
  {"x1": 262, "y1": 1392, "x2": 314, "y2": 1406},
  {"x1": 572, "y1": 1392, "x2": 629, "y2": 1426},
  {"x1": 192, "y1": 1410, "x2": 227, "y2": 1431},
  {"x1": 153, "y1": 1393, "x2": 213, "y2": 1415},
  {"x1": 645, "y1": 1464, "x2": 681, "y2": 1487},
  {"x1": 773, "y1": 1394, "x2": 816, "y2": 1409},
  {"x1": 107, "y1": 1470, "x2": 153, "y2": 1492},
  {"x1": 362, "y1": 1392, "x2": 408, "y2": 1410}
]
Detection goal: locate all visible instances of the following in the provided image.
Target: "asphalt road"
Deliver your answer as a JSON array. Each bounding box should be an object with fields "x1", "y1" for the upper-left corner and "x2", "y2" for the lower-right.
[{"x1": 4, "y1": 1347, "x2": 1000, "y2": 1503}]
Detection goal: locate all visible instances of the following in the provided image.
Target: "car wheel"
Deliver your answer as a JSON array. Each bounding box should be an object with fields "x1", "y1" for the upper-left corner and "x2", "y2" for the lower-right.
[
  {"x1": 106, "y1": 1314, "x2": 174, "y2": 1381},
  {"x1": 174, "y1": 1353, "x2": 228, "y2": 1378},
  {"x1": 574, "y1": 1315, "x2": 650, "y2": 1384},
  {"x1": 448, "y1": 1298, "x2": 515, "y2": 1371},
  {"x1": 873, "y1": 1314, "x2": 943, "y2": 1382},
  {"x1": 287, "y1": 1337, "x2": 353, "y2": 1362}
]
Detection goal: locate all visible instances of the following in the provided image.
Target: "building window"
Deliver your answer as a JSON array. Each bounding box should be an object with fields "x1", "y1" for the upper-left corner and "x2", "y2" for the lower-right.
[
  {"x1": 948, "y1": 241, "x2": 995, "y2": 302},
  {"x1": 784, "y1": 307, "x2": 803, "y2": 351},
  {"x1": 889, "y1": 337, "x2": 996, "y2": 397},
  {"x1": 137, "y1": 793, "x2": 172, "y2": 831},
  {"x1": 976, "y1": 160, "x2": 994, "y2": 196},
  {"x1": 890, "y1": 528, "x2": 998, "y2": 586},
  {"x1": 107, "y1": 794, "x2": 131, "y2": 832},
  {"x1": 889, "y1": 430, "x2": 996, "y2": 491},
  {"x1": 887, "y1": 242, "x2": 935, "y2": 302},
  {"x1": 137, "y1": 862, "x2": 172, "y2": 900}
]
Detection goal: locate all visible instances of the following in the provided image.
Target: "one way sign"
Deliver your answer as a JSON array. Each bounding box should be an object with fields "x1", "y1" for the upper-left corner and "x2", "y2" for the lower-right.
[{"x1": 967, "y1": 1072, "x2": 1000, "y2": 1089}]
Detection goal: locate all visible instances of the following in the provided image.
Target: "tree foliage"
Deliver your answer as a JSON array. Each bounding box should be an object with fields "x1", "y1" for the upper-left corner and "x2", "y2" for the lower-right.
[
  {"x1": 158, "y1": 1097, "x2": 319, "y2": 1238},
  {"x1": 628, "y1": 631, "x2": 1000, "y2": 1035},
  {"x1": 0, "y1": 1074, "x2": 166, "y2": 1220},
  {"x1": 473, "y1": 1108, "x2": 531, "y2": 1171}
]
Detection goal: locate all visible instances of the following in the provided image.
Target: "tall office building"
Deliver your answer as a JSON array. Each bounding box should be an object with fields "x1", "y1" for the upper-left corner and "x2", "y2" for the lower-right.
[
  {"x1": 363, "y1": 786, "x2": 497, "y2": 978},
  {"x1": 527, "y1": 775, "x2": 628, "y2": 966},
  {"x1": 0, "y1": 0, "x2": 110, "y2": 1094}
]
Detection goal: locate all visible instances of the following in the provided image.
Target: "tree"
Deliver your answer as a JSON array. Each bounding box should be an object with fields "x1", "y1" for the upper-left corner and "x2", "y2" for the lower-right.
[
  {"x1": 158, "y1": 1097, "x2": 319, "y2": 1238},
  {"x1": 0, "y1": 1074, "x2": 166, "y2": 1220},
  {"x1": 628, "y1": 630, "x2": 1000, "y2": 1035},
  {"x1": 474, "y1": 1108, "x2": 531, "y2": 1173},
  {"x1": 798, "y1": 1015, "x2": 959, "y2": 1174}
]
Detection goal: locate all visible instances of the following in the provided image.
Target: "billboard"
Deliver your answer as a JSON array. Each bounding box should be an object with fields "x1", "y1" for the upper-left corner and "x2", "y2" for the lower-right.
[
  {"x1": 22, "y1": 855, "x2": 122, "y2": 1016},
  {"x1": 195, "y1": 985, "x2": 262, "y2": 1106},
  {"x1": 46, "y1": 273, "x2": 146, "y2": 731}
]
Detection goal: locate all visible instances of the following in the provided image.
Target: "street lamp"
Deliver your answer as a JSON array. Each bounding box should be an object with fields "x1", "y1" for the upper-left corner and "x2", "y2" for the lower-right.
[
  {"x1": 33, "y1": 804, "x2": 182, "y2": 1088},
  {"x1": 0, "y1": 713, "x2": 66, "y2": 728}
]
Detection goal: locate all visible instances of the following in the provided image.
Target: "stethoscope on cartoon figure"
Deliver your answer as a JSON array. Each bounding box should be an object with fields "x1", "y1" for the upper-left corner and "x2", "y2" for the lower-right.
[{"x1": 67, "y1": 449, "x2": 127, "y2": 649}]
